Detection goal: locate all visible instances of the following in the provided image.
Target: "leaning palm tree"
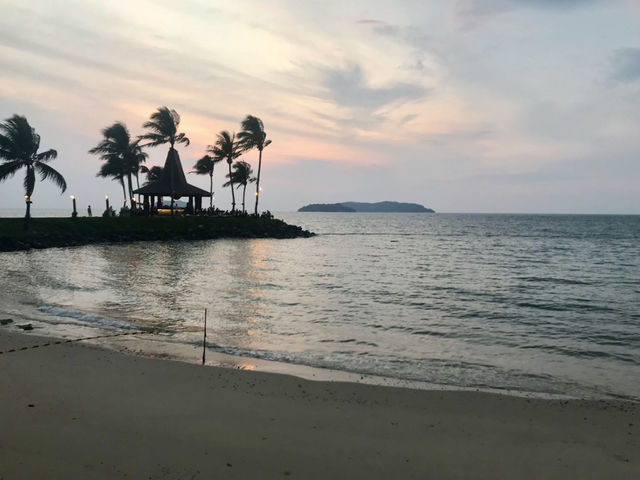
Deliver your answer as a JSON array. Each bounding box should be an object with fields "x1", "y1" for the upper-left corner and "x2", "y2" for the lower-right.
[
  {"x1": 208, "y1": 131, "x2": 241, "y2": 212},
  {"x1": 190, "y1": 154, "x2": 222, "y2": 208},
  {"x1": 89, "y1": 122, "x2": 147, "y2": 205},
  {"x1": 96, "y1": 156, "x2": 127, "y2": 204},
  {"x1": 0, "y1": 115, "x2": 67, "y2": 222},
  {"x1": 138, "y1": 106, "x2": 190, "y2": 149},
  {"x1": 223, "y1": 161, "x2": 255, "y2": 213},
  {"x1": 237, "y1": 115, "x2": 271, "y2": 215}
]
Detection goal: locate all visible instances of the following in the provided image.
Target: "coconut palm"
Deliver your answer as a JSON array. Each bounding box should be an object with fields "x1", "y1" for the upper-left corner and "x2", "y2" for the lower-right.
[
  {"x1": 237, "y1": 115, "x2": 271, "y2": 215},
  {"x1": 90, "y1": 122, "x2": 147, "y2": 205},
  {"x1": 208, "y1": 131, "x2": 241, "y2": 212},
  {"x1": 140, "y1": 165, "x2": 163, "y2": 185},
  {"x1": 138, "y1": 106, "x2": 190, "y2": 149},
  {"x1": 96, "y1": 156, "x2": 128, "y2": 204},
  {"x1": 191, "y1": 154, "x2": 222, "y2": 208},
  {"x1": 0, "y1": 114, "x2": 67, "y2": 221},
  {"x1": 223, "y1": 161, "x2": 255, "y2": 213}
]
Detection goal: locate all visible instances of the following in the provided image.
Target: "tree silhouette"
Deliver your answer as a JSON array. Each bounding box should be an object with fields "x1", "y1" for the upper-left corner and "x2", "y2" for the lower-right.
[
  {"x1": 90, "y1": 122, "x2": 147, "y2": 206},
  {"x1": 238, "y1": 115, "x2": 271, "y2": 215},
  {"x1": 138, "y1": 107, "x2": 189, "y2": 149},
  {"x1": 96, "y1": 156, "x2": 128, "y2": 204},
  {"x1": 139, "y1": 165, "x2": 163, "y2": 185},
  {"x1": 209, "y1": 131, "x2": 241, "y2": 212},
  {"x1": 223, "y1": 160, "x2": 255, "y2": 213},
  {"x1": 191, "y1": 155, "x2": 222, "y2": 208},
  {"x1": 0, "y1": 115, "x2": 67, "y2": 222}
]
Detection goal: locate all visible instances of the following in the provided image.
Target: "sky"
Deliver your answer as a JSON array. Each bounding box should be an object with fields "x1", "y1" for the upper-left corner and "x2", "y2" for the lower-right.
[{"x1": 1, "y1": 0, "x2": 639, "y2": 214}]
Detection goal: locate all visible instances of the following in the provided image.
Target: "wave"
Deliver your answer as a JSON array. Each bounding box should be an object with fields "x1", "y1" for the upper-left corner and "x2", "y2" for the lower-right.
[{"x1": 37, "y1": 305, "x2": 141, "y2": 331}]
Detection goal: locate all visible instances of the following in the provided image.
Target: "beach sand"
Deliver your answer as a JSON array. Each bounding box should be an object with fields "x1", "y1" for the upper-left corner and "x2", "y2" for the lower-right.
[{"x1": 1, "y1": 330, "x2": 638, "y2": 479}]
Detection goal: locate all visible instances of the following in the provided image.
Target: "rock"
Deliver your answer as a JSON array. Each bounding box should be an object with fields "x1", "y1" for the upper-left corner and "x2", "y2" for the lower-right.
[
  {"x1": 0, "y1": 318, "x2": 13, "y2": 325},
  {"x1": 17, "y1": 323, "x2": 34, "y2": 331}
]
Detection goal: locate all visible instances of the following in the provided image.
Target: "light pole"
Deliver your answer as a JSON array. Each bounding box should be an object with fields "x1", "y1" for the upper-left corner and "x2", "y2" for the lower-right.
[
  {"x1": 105, "y1": 195, "x2": 110, "y2": 213},
  {"x1": 25, "y1": 195, "x2": 31, "y2": 219},
  {"x1": 71, "y1": 195, "x2": 77, "y2": 217}
]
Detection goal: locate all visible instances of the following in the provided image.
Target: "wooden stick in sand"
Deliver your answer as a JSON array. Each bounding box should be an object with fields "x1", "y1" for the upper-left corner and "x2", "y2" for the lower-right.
[{"x1": 202, "y1": 308, "x2": 207, "y2": 365}]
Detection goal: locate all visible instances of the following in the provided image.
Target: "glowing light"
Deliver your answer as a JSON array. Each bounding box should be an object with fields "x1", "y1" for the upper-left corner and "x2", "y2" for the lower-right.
[
  {"x1": 105, "y1": 195, "x2": 109, "y2": 200},
  {"x1": 24, "y1": 195, "x2": 30, "y2": 201},
  {"x1": 70, "y1": 195, "x2": 75, "y2": 200}
]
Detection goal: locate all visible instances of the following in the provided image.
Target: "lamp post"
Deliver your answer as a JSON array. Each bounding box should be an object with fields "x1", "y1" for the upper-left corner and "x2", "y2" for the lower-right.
[
  {"x1": 105, "y1": 195, "x2": 110, "y2": 212},
  {"x1": 23, "y1": 195, "x2": 32, "y2": 230},
  {"x1": 71, "y1": 195, "x2": 77, "y2": 217},
  {"x1": 25, "y1": 195, "x2": 31, "y2": 219}
]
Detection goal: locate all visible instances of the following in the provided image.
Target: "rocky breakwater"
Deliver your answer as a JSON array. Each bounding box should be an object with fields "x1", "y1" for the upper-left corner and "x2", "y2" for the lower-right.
[{"x1": 0, "y1": 216, "x2": 314, "y2": 252}]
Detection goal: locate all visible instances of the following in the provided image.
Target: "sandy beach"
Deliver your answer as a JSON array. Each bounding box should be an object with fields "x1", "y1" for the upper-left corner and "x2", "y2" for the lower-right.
[{"x1": 1, "y1": 330, "x2": 637, "y2": 479}]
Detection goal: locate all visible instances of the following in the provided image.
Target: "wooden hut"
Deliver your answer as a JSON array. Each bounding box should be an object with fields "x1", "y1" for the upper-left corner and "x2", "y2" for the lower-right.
[{"x1": 134, "y1": 148, "x2": 210, "y2": 214}]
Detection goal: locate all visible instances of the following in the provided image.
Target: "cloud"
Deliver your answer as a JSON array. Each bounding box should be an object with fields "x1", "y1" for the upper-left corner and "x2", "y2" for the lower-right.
[
  {"x1": 511, "y1": 0, "x2": 598, "y2": 7},
  {"x1": 323, "y1": 65, "x2": 429, "y2": 110},
  {"x1": 610, "y1": 48, "x2": 640, "y2": 82},
  {"x1": 453, "y1": 0, "x2": 600, "y2": 29},
  {"x1": 355, "y1": 19, "x2": 388, "y2": 25}
]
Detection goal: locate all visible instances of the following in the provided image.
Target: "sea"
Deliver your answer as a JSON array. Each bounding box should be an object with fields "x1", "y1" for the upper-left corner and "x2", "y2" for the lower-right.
[{"x1": 1, "y1": 209, "x2": 639, "y2": 400}]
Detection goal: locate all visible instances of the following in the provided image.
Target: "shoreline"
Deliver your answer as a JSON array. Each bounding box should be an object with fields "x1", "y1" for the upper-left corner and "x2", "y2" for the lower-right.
[
  {"x1": 2, "y1": 329, "x2": 639, "y2": 479},
  {"x1": 2, "y1": 312, "x2": 637, "y2": 404}
]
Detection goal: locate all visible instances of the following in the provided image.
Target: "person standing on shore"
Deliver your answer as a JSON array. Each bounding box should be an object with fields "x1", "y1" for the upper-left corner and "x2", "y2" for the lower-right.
[{"x1": 87, "y1": 205, "x2": 92, "y2": 217}]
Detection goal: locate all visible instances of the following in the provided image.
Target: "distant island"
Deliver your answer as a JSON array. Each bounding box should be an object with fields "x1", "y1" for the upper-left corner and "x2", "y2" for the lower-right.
[{"x1": 298, "y1": 201, "x2": 435, "y2": 213}]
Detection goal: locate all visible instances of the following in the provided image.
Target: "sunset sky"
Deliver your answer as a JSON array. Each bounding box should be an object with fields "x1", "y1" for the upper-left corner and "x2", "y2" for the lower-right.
[{"x1": 1, "y1": 0, "x2": 639, "y2": 213}]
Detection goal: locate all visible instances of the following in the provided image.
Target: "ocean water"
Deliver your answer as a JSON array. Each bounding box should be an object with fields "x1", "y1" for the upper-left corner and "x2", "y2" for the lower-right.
[{"x1": 1, "y1": 212, "x2": 639, "y2": 400}]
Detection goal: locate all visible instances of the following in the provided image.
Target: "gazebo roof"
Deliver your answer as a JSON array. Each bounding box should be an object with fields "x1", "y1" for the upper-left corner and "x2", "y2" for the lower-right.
[{"x1": 133, "y1": 148, "x2": 211, "y2": 197}]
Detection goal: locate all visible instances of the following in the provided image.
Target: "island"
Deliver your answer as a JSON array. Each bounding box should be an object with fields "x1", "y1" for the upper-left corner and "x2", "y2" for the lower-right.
[
  {"x1": 298, "y1": 201, "x2": 434, "y2": 213},
  {"x1": 298, "y1": 203, "x2": 356, "y2": 212}
]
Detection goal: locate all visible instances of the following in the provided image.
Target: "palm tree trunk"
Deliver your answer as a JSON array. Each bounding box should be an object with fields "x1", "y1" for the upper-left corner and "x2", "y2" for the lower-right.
[
  {"x1": 254, "y1": 148, "x2": 263, "y2": 215},
  {"x1": 209, "y1": 172, "x2": 213, "y2": 208},
  {"x1": 24, "y1": 198, "x2": 31, "y2": 230},
  {"x1": 120, "y1": 179, "x2": 127, "y2": 206},
  {"x1": 228, "y1": 161, "x2": 236, "y2": 212},
  {"x1": 242, "y1": 184, "x2": 246, "y2": 213},
  {"x1": 127, "y1": 174, "x2": 134, "y2": 208}
]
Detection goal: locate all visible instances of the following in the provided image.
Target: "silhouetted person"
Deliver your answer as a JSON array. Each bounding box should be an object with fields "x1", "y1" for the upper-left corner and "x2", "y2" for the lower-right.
[{"x1": 87, "y1": 205, "x2": 92, "y2": 217}]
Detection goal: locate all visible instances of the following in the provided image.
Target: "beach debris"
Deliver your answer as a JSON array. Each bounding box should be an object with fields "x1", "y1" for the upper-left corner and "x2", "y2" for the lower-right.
[
  {"x1": 28, "y1": 404, "x2": 34, "y2": 407},
  {"x1": 0, "y1": 318, "x2": 13, "y2": 325},
  {"x1": 17, "y1": 323, "x2": 33, "y2": 331}
]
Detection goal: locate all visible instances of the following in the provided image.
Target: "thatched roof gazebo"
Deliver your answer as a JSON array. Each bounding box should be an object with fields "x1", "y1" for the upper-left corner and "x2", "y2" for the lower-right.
[{"x1": 134, "y1": 148, "x2": 210, "y2": 214}]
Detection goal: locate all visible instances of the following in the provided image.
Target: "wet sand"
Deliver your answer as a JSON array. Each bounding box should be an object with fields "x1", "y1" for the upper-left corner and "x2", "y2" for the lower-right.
[{"x1": 1, "y1": 330, "x2": 638, "y2": 479}]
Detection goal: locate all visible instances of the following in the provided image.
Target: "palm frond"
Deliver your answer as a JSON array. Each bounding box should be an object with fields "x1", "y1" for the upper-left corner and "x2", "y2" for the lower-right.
[
  {"x1": 35, "y1": 162, "x2": 67, "y2": 193},
  {"x1": 0, "y1": 115, "x2": 41, "y2": 161},
  {"x1": 137, "y1": 133, "x2": 167, "y2": 148},
  {"x1": 174, "y1": 132, "x2": 190, "y2": 147},
  {"x1": 0, "y1": 160, "x2": 23, "y2": 181},
  {"x1": 36, "y1": 148, "x2": 58, "y2": 162}
]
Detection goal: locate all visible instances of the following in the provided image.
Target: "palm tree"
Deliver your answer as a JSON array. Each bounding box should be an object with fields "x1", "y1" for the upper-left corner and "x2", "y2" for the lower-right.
[
  {"x1": 238, "y1": 115, "x2": 271, "y2": 215},
  {"x1": 223, "y1": 161, "x2": 255, "y2": 213},
  {"x1": 140, "y1": 165, "x2": 163, "y2": 185},
  {"x1": 0, "y1": 115, "x2": 67, "y2": 222},
  {"x1": 138, "y1": 107, "x2": 189, "y2": 149},
  {"x1": 208, "y1": 131, "x2": 241, "y2": 212},
  {"x1": 191, "y1": 155, "x2": 222, "y2": 208},
  {"x1": 96, "y1": 156, "x2": 127, "y2": 204},
  {"x1": 89, "y1": 122, "x2": 147, "y2": 205}
]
